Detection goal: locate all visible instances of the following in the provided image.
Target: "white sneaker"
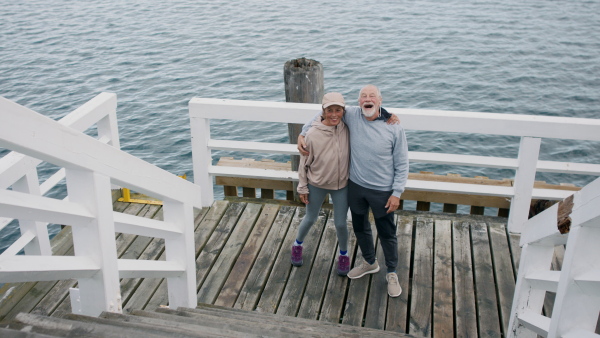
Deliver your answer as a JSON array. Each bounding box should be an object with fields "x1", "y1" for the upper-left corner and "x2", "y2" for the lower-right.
[{"x1": 386, "y1": 272, "x2": 402, "y2": 297}]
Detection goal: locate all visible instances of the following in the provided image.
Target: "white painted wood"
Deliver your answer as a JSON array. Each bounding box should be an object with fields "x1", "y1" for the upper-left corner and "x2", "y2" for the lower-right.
[
  {"x1": 117, "y1": 259, "x2": 184, "y2": 278},
  {"x1": 562, "y1": 330, "x2": 600, "y2": 338},
  {"x1": 575, "y1": 271, "x2": 600, "y2": 295},
  {"x1": 525, "y1": 271, "x2": 560, "y2": 292},
  {"x1": 39, "y1": 168, "x2": 66, "y2": 196},
  {"x1": 508, "y1": 243, "x2": 555, "y2": 338},
  {"x1": 509, "y1": 176, "x2": 600, "y2": 337},
  {"x1": 190, "y1": 114, "x2": 213, "y2": 207},
  {"x1": 520, "y1": 203, "x2": 568, "y2": 246},
  {"x1": 208, "y1": 139, "x2": 299, "y2": 155},
  {"x1": 208, "y1": 140, "x2": 600, "y2": 176},
  {"x1": 508, "y1": 137, "x2": 542, "y2": 233},
  {"x1": 66, "y1": 168, "x2": 122, "y2": 316},
  {"x1": 11, "y1": 169, "x2": 51, "y2": 256},
  {"x1": 548, "y1": 225, "x2": 600, "y2": 337},
  {"x1": 162, "y1": 199, "x2": 197, "y2": 309},
  {"x1": 0, "y1": 256, "x2": 99, "y2": 282},
  {"x1": 0, "y1": 96, "x2": 203, "y2": 209},
  {"x1": 113, "y1": 212, "x2": 180, "y2": 239},
  {"x1": 0, "y1": 152, "x2": 38, "y2": 190},
  {"x1": 0, "y1": 231, "x2": 35, "y2": 257},
  {"x1": 517, "y1": 312, "x2": 551, "y2": 337},
  {"x1": 70, "y1": 288, "x2": 82, "y2": 314},
  {"x1": 537, "y1": 160, "x2": 600, "y2": 176},
  {"x1": 0, "y1": 189, "x2": 94, "y2": 225},
  {"x1": 190, "y1": 98, "x2": 600, "y2": 141},
  {"x1": 409, "y1": 151, "x2": 518, "y2": 169}
]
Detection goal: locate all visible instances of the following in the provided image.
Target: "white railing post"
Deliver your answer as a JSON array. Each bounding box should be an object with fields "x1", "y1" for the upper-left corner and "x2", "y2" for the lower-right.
[
  {"x1": 189, "y1": 109, "x2": 214, "y2": 207},
  {"x1": 11, "y1": 168, "x2": 51, "y2": 256},
  {"x1": 162, "y1": 199, "x2": 197, "y2": 309},
  {"x1": 97, "y1": 110, "x2": 120, "y2": 149},
  {"x1": 66, "y1": 168, "x2": 121, "y2": 316},
  {"x1": 508, "y1": 136, "x2": 541, "y2": 233}
]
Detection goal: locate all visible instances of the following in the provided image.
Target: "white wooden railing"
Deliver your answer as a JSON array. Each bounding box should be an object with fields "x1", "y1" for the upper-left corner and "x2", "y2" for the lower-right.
[
  {"x1": 508, "y1": 176, "x2": 600, "y2": 337},
  {"x1": 189, "y1": 98, "x2": 600, "y2": 233},
  {"x1": 0, "y1": 93, "x2": 201, "y2": 316}
]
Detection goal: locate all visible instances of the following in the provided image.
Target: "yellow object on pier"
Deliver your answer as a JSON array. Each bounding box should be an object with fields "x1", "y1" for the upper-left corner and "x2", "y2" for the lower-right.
[{"x1": 118, "y1": 174, "x2": 187, "y2": 205}]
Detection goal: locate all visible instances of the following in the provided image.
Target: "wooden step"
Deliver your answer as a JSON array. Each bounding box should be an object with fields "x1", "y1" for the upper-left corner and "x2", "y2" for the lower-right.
[{"x1": 1, "y1": 304, "x2": 423, "y2": 337}]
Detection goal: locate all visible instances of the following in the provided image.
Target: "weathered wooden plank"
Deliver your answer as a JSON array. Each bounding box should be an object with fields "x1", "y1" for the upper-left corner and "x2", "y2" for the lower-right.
[
  {"x1": 198, "y1": 203, "x2": 263, "y2": 304},
  {"x1": 433, "y1": 219, "x2": 453, "y2": 338},
  {"x1": 275, "y1": 208, "x2": 328, "y2": 316},
  {"x1": 453, "y1": 221, "x2": 478, "y2": 338},
  {"x1": 342, "y1": 220, "x2": 378, "y2": 327},
  {"x1": 233, "y1": 205, "x2": 295, "y2": 311},
  {"x1": 252, "y1": 207, "x2": 304, "y2": 313},
  {"x1": 153, "y1": 306, "x2": 408, "y2": 338},
  {"x1": 364, "y1": 240, "x2": 389, "y2": 329},
  {"x1": 297, "y1": 214, "x2": 339, "y2": 320},
  {"x1": 318, "y1": 219, "x2": 357, "y2": 324},
  {"x1": 214, "y1": 203, "x2": 279, "y2": 307},
  {"x1": 409, "y1": 217, "x2": 433, "y2": 337},
  {"x1": 386, "y1": 214, "x2": 414, "y2": 333},
  {"x1": 11, "y1": 312, "x2": 182, "y2": 338},
  {"x1": 195, "y1": 202, "x2": 247, "y2": 290},
  {"x1": 84, "y1": 311, "x2": 237, "y2": 337},
  {"x1": 471, "y1": 222, "x2": 502, "y2": 338},
  {"x1": 488, "y1": 222, "x2": 516, "y2": 334}
]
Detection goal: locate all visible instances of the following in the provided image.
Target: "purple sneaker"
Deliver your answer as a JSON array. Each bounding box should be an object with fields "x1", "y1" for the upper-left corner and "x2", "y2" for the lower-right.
[
  {"x1": 291, "y1": 244, "x2": 303, "y2": 266},
  {"x1": 337, "y1": 255, "x2": 350, "y2": 276}
]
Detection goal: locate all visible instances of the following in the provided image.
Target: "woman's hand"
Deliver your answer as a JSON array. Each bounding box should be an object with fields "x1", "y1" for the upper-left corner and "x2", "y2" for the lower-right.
[
  {"x1": 386, "y1": 114, "x2": 401, "y2": 125},
  {"x1": 299, "y1": 193, "x2": 309, "y2": 204}
]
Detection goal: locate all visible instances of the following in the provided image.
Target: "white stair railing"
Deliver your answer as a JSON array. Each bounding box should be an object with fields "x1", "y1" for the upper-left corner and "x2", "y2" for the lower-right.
[
  {"x1": 0, "y1": 94, "x2": 201, "y2": 317},
  {"x1": 508, "y1": 176, "x2": 600, "y2": 337},
  {"x1": 0, "y1": 92, "x2": 121, "y2": 256}
]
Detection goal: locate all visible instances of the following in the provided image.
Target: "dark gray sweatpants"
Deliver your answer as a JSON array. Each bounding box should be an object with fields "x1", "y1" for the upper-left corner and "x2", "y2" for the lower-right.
[{"x1": 348, "y1": 180, "x2": 398, "y2": 273}]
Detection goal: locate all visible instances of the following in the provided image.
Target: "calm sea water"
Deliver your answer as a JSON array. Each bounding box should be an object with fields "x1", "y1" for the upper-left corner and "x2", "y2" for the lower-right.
[{"x1": 1, "y1": 0, "x2": 599, "y2": 251}]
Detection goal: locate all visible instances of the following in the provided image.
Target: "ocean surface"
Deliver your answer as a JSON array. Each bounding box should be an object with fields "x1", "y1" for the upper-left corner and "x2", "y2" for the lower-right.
[{"x1": 1, "y1": 0, "x2": 599, "y2": 251}]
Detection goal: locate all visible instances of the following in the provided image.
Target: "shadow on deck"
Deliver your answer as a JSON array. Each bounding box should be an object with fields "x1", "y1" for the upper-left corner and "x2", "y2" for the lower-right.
[{"x1": 0, "y1": 197, "x2": 528, "y2": 337}]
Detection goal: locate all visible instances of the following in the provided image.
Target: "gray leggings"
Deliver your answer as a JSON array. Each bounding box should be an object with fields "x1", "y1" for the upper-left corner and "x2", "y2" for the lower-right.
[{"x1": 296, "y1": 183, "x2": 349, "y2": 252}]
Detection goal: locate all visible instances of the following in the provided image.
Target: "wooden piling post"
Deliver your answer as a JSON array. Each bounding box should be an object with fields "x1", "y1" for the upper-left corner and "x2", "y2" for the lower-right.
[{"x1": 283, "y1": 58, "x2": 324, "y2": 201}]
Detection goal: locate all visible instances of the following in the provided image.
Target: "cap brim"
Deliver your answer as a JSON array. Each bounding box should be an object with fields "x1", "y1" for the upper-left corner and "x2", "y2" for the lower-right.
[{"x1": 323, "y1": 102, "x2": 345, "y2": 108}]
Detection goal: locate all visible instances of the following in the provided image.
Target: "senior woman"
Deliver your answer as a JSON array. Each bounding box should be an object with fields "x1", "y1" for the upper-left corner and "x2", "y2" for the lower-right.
[{"x1": 291, "y1": 92, "x2": 351, "y2": 276}]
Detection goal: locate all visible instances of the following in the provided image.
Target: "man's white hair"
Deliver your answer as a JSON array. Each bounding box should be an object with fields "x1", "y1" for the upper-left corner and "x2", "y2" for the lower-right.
[{"x1": 358, "y1": 84, "x2": 382, "y2": 100}]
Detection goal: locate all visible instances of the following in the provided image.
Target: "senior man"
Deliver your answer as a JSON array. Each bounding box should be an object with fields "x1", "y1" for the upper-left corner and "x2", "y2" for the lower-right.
[{"x1": 298, "y1": 84, "x2": 409, "y2": 297}]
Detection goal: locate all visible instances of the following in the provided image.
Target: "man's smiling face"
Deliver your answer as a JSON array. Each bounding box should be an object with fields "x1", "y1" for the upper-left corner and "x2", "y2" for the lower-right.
[{"x1": 359, "y1": 85, "x2": 382, "y2": 120}]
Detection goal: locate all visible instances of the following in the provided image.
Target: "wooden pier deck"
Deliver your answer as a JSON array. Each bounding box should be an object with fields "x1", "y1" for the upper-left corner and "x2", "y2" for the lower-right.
[{"x1": 0, "y1": 196, "x2": 525, "y2": 337}]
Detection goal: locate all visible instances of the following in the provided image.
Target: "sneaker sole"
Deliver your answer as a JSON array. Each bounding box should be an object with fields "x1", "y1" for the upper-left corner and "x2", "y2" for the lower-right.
[
  {"x1": 388, "y1": 287, "x2": 402, "y2": 297},
  {"x1": 291, "y1": 260, "x2": 303, "y2": 267},
  {"x1": 337, "y1": 270, "x2": 349, "y2": 276},
  {"x1": 347, "y1": 265, "x2": 380, "y2": 279}
]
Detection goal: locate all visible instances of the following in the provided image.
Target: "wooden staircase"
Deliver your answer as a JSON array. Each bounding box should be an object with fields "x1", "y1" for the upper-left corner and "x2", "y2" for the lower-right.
[{"x1": 1, "y1": 303, "x2": 421, "y2": 337}]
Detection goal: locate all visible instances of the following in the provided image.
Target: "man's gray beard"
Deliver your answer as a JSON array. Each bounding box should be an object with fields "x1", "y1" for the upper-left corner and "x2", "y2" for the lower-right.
[{"x1": 362, "y1": 107, "x2": 377, "y2": 117}]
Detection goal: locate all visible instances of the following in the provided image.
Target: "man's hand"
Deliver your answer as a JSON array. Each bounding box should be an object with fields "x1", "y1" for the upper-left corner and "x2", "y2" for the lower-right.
[
  {"x1": 297, "y1": 135, "x2": 309, "y2": 156},
  {"x1": 299, "y1": 193, "x2": 309, "y2": 204},
  {"x1": 386, "y1": 114, "x2": 401, "y2": 125},
  {"x1": 385, "y1": 195, "x2": 401, "y2": 213}
]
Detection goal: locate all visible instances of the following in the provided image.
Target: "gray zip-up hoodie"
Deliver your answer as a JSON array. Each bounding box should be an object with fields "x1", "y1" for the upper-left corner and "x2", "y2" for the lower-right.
[{"x1": 297, "y1": 119, "x2": 349, "y2": 195}]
